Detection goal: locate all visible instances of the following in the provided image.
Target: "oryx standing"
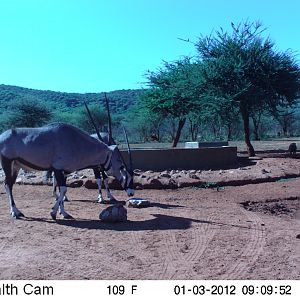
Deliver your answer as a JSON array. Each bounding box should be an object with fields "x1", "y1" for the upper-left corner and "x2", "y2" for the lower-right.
[
  {"x1": 48, "y1": 94, "x2": 129, "y2": 203},
  {"x1": 0, "y1": 122, "x2": 134, "y2": 220}
]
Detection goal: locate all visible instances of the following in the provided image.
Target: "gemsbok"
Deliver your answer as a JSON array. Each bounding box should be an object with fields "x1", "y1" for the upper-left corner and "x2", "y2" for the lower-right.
[{"x1": 0, "y1": 120, "x2": 134, "y2": 220}]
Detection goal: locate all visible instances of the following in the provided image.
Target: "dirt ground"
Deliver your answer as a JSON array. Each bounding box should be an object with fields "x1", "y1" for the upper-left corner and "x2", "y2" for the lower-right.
[{"x1": 0, "y1": 155, "x2": 300, "y2": 280}]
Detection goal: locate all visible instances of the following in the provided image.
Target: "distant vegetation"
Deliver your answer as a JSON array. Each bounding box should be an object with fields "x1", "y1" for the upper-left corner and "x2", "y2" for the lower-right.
[
  {"x1": 0, "y1": 84, "x2": 141, "y2": 113},
  {"x1": 0, "y1": 84, "x2": 142, "y2": 139}
]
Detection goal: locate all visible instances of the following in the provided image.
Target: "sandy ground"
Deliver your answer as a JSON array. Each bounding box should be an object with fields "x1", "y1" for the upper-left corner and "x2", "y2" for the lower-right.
[{"x1": 0, "y1": 156, "x2": 300, "y2": 280}]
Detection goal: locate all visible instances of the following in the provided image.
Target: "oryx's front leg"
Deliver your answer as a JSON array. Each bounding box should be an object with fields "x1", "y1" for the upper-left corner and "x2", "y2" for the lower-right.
[
  {"x1": 93, "y1": 168, "x2": 117, "y2": 203},
  {"x1": 102, "y1": 171, "x2": 117, "y2": 203},
  {"x1": 1, "y1": 156, "x2": 23, "y2": 219},
  {"x1": 93, "y1": 168, "x2": 105, "y2": 203},
  {"x1": 50, "y1": 170, "x2": 73, "y2": 220}
]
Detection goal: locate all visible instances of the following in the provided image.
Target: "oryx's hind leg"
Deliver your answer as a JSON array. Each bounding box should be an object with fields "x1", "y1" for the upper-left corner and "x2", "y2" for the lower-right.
[
  {"x1": 1, "y1": 156, "x2": 23, "y2": 219},
  {"x1": 50, "y1": 172, "x2": 69, "y2": 202},
  {"x1": 52, "y1": 174, "x2": 57, "y2": 196},
  {"x1": 50, "y1": 170, "x2": 73, "y2": 220}
]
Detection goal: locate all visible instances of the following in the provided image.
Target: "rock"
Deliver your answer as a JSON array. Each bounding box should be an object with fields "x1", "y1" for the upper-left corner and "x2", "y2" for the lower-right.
[
  {"x1": 99, "y1": 204, "x2": 127, "y2": 222},
  {"x1": 107, "y1": 177, "x2": 122, "y2": 189},
  {"x1": 26, "y1": 174, "x2": 36, "y2": 178},
  {"x1": 134, "y1": 169, "x2": 142, "y2": 175},
  {"x1": 128, "y1": 198, "x2": 151, "y2": 208},
  {"x1": 144, "y1": 170, "x2": 154, "y2": 174},
  {"x1": 189, "y1": 174, "x2": 199, "y2": 179},
  {"x1": 147, "y1": 178, "x2": 164, "y2": 189},
  {"x1": 84, "y1": 179, "x2": 98, "y2": 189},
  {"x1": 160, "y1": 173, "x2": 171, "y2": 178},
  {"x1": 133, "y1": 176, "x2": 177, "y2": 189},
  {"x1": 67, "y1": 179, "x2": 83, "y2": 188},
  {"x1": 84, "y1": 178, "x2": 122, "y2": 190},
  {"x1": 296, "y1": 234, "x2": 300, "y2": 239},
  {"x1": 172, "y1": 174, "x2": 182, "y2": 179}
]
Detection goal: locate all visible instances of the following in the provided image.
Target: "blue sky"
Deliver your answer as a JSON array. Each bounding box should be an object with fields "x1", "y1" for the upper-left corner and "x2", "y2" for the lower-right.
[{"x1": 0, "y1": 0, "x2": 299, "y2": 93}]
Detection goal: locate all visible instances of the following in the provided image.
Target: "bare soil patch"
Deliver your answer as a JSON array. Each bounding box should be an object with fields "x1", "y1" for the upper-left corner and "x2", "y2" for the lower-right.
[
  {"x1": 0, "y1": 156, "x2": 300, "y2": 280},
  {"x1": 242, "y1": 196, "x2": 299, "y2": 218}
]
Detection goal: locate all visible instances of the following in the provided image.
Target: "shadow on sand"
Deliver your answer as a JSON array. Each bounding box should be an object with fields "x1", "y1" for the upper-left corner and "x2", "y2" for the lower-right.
[{"x1": 23, "y1": 213, "x2": 260, "y2": 232}]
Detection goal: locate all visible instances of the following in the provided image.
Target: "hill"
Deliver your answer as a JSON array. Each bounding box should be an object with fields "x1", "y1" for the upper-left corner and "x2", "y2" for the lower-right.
[{"x1": 0, "y1": 84, "x2": 142, "y2": 114}]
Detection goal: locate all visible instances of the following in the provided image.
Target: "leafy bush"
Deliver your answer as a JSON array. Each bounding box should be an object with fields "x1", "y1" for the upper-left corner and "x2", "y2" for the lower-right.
[{"x1": 5, "y1": 97, "x2": 52, "y2": 128}]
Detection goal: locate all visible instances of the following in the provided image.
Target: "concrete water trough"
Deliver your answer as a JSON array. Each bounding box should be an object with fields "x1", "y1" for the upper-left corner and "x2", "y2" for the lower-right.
[
  {"x1": 120, "y1": 146, "x2": 237, "y2": 171},
  {"x1": 185, "y1": 141, "x2": 229, "y2": 148}
]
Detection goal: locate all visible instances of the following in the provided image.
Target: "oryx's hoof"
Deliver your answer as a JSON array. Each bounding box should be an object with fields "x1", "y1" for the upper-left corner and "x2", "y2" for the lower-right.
[
  {"x1": 11, "y1": 213, "x2": 23, "y2": 219},
  {"x1": 63, "y1": 213, "x2": 74, "y2": 220},
  {"x1": 10, "y1": 210, "x2": 24, "y2": 219},
  {"x1": 97, "y1": 195, "x2": 105, "y2": 203},
  {"x1": 50, "y1": 212, "x2": 57, "y2": 221}
]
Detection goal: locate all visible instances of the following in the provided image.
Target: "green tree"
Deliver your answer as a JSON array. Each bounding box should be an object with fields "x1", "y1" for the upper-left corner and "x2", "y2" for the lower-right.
[
  {"x1": 196, "y1": 21, "x2": 300, "y2": 156},
  {"x1": 76, "y1": 105, "x2": 108, "y2": 133},
  {"x1": 6, "y1": 97, "x2": 52, "y2": 128},
  {"x1": 142, "y1": 58, "x2": 203, "y2": 147},
  {"x1": 273, "y1": 107, "x2": 297, "y2": 137},
  {"x1": 125, "y1": 105, "x2": 165, "y2": 142}
]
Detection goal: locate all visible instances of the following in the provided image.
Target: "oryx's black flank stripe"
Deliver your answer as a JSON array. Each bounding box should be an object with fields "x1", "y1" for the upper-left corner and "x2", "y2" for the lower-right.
[{"x1": 14, "y1": 157, "x2": 47, "y2": 171}]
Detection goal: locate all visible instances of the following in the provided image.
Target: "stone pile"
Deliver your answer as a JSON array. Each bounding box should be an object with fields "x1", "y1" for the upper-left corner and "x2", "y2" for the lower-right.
[{"x1": 1, "y1": 157, "x2": 300, "y2": 189}]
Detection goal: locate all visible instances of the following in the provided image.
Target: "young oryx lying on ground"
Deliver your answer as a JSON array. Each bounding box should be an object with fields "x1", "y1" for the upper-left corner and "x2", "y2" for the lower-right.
[
  {"x1": 0, "y1": 122, "x2": 134, "y2": 220},
  {"x1": 47, "y1": 95, "x2": 127, "y2": 203}
]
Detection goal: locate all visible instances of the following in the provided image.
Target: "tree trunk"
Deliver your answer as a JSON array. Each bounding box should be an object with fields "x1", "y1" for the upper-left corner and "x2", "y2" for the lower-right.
[
  {"x1": 190, "y1": 122, "x2": 197, "y2": 141},
  {"x1": 172, "y1": 118, "x2": 186, "y2": 147},
  {"x1": 252, "y1": 116, "x2": 260, "y2": 141},
  {"x1": 282, "y1": 120, "x2": 288, "y2": 137},
  {"x1": 227, "y1": 123, "x2": 232, "y2": 141},
  {"x1": 241, "y1": 109, "x2": 255, "y2": 156}
]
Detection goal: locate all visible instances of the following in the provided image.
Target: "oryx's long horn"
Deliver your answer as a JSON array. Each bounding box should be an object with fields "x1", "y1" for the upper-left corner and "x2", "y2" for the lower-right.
[
  {"x1": 104, "y1": 93, "x2": 113, "y2": 145},
  {"x1": 83, "y1": 100, "x2": 104, "y2": 142},
  {"x1": 123, "y1": 126, "x2": 133, "y2": 171}
]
